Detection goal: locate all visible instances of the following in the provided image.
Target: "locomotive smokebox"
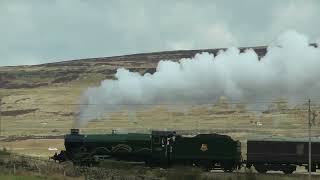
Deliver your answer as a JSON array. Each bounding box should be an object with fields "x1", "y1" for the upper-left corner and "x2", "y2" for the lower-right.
[{"x1": 70, "y1": 128, "x2": 79, "y2": 135}]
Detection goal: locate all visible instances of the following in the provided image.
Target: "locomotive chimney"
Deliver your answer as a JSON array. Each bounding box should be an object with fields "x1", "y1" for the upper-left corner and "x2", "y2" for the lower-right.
[{"x1": 70, "y1": 128, "x2": 79, "y2": 135}]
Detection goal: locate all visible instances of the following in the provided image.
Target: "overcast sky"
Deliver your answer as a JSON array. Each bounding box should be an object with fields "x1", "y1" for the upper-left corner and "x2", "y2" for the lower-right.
[{"x1": 0, "y1": 0, "x2": 319, "y2": 66}]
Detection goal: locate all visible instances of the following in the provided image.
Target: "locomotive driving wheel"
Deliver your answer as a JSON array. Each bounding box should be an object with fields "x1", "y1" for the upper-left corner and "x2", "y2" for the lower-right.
[
  {"x1": 282, "y1": 168, "x2": 295, "y2": 174},
  {"x1": 254, "y1": 164, "x2": 267, "y2": 173},
  {"x1": 221, "y1": 161, "x2": 235, "y2": 172}
]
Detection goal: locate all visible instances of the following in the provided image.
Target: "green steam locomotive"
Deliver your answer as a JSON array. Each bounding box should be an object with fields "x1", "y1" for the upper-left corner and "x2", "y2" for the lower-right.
[{"x1": 51, "y1": 129, "x2": 242, "y2": 171}]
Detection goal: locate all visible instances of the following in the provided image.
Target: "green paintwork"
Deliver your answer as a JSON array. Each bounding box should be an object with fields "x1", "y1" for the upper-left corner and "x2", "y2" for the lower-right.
[
  {"x1": 173, "y1": 134, "x2": 240, "y2": 161},
  {"x1": 83, "y1": 133, "x2": 151, "y2": 142},
  {"x1": 61, "y1": 130, "x2": 242, "y2": 168},
  {"x1": 64, "y1": 133, "x2": 151, "y2": 162}
]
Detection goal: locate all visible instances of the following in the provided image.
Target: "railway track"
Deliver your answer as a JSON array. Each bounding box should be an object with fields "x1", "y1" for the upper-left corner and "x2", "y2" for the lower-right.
[
  {"x1": 207, "y1": 167, "x2": 320, "y2": 176},
  {"x1": 0, "y1": 135, "x2": 64, "y2": 142}
]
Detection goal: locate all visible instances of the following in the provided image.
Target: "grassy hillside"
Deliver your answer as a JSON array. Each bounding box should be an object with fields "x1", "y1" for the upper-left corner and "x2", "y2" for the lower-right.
[{"x1": 1, "y1": 46, "x2": 319, "y2": 158}]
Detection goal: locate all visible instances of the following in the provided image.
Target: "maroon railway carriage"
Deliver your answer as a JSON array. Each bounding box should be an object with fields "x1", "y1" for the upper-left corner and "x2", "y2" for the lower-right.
[{"x1": 247, "y1": 137, "x2": 320, "y2": 174}]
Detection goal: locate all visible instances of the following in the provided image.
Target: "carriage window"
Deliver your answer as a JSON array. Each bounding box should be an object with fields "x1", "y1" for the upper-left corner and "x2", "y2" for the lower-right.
[{"x1": 153, "y1": 137, "x2": 160, "y2": 144}]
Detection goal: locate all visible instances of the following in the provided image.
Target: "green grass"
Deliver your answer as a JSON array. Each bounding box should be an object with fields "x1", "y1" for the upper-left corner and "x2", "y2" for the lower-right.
[
  {"x1": 0, "y1": 174, "x2": 83, "y2": 180},
  {"x1": 0, "y1": 148, "x2": 11, "y2": 156},
  {"x1": 0, "y1": 175, "x2": 46, "y2": 180}
]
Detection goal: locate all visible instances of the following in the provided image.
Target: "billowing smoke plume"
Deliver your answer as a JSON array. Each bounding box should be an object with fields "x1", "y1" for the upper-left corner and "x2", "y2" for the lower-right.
[{"x1": 77, "y1": 31, "x2": 320, "y2": 127}]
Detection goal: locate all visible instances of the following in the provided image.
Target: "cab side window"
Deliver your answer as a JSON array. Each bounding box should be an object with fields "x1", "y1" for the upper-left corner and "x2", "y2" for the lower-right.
[{"x1": 153, "y1": 137, "x2": 160, "y2": 144}]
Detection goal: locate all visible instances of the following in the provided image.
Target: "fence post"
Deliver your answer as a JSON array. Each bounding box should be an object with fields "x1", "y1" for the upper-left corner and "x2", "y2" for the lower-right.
[{"x1": 35, "y1": 162, "x2": 41, "y2": 175}]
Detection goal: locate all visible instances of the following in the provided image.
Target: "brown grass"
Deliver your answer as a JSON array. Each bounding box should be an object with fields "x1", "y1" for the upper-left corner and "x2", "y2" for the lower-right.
[{"x1": 1, "y1": 82, "x2": 320, "y2": 159}]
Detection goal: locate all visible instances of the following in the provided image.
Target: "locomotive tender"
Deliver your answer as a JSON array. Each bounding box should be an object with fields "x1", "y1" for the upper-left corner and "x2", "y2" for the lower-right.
[{"x1": 51, "y1": 129, "x2": 320, "y2": 174}]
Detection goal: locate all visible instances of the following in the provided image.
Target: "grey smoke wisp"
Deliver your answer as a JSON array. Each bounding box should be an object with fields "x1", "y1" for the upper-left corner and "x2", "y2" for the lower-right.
[{"x1": 77, "y1": 31, "x2": 320, "y2": 127}]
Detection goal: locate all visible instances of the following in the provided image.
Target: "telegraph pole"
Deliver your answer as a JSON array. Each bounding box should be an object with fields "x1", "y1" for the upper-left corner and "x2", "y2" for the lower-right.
[
  {"x1": 0, "y1": 97, "x2": 2, "y2": 136},
  {"x1": 308, "y1": 99, "x2": 311, "y2": 179}
]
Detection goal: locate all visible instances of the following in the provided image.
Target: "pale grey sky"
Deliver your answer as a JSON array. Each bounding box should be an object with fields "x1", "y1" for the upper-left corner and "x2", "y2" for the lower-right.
[{"x1": 0, "y1": 0, "x2": 319, "y2": 66}]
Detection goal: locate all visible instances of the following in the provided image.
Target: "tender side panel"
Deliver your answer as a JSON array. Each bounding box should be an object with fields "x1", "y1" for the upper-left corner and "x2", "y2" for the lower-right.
[{"x1": 172, "y1": 134, "x2": 239, "y2": 161}]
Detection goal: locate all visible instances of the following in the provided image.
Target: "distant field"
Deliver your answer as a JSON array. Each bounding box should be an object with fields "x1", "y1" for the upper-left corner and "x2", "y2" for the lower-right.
[
  {"x1": 1, "y1": 83, "x2": 317, "y2": 135},
  {"x1": 1, "y1": 82, "x2": 319, "y2": 158}
]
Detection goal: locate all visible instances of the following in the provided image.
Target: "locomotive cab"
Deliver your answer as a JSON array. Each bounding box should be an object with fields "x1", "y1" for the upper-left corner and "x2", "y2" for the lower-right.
[{"x1": 151, "y1": 131, "x2": 176, "y2": 165}]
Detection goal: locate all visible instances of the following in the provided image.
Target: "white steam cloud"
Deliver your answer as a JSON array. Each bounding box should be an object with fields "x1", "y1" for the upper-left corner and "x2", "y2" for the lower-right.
[{"x1": 77, "y1": 31, "x2": 320, "y2": 127}]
